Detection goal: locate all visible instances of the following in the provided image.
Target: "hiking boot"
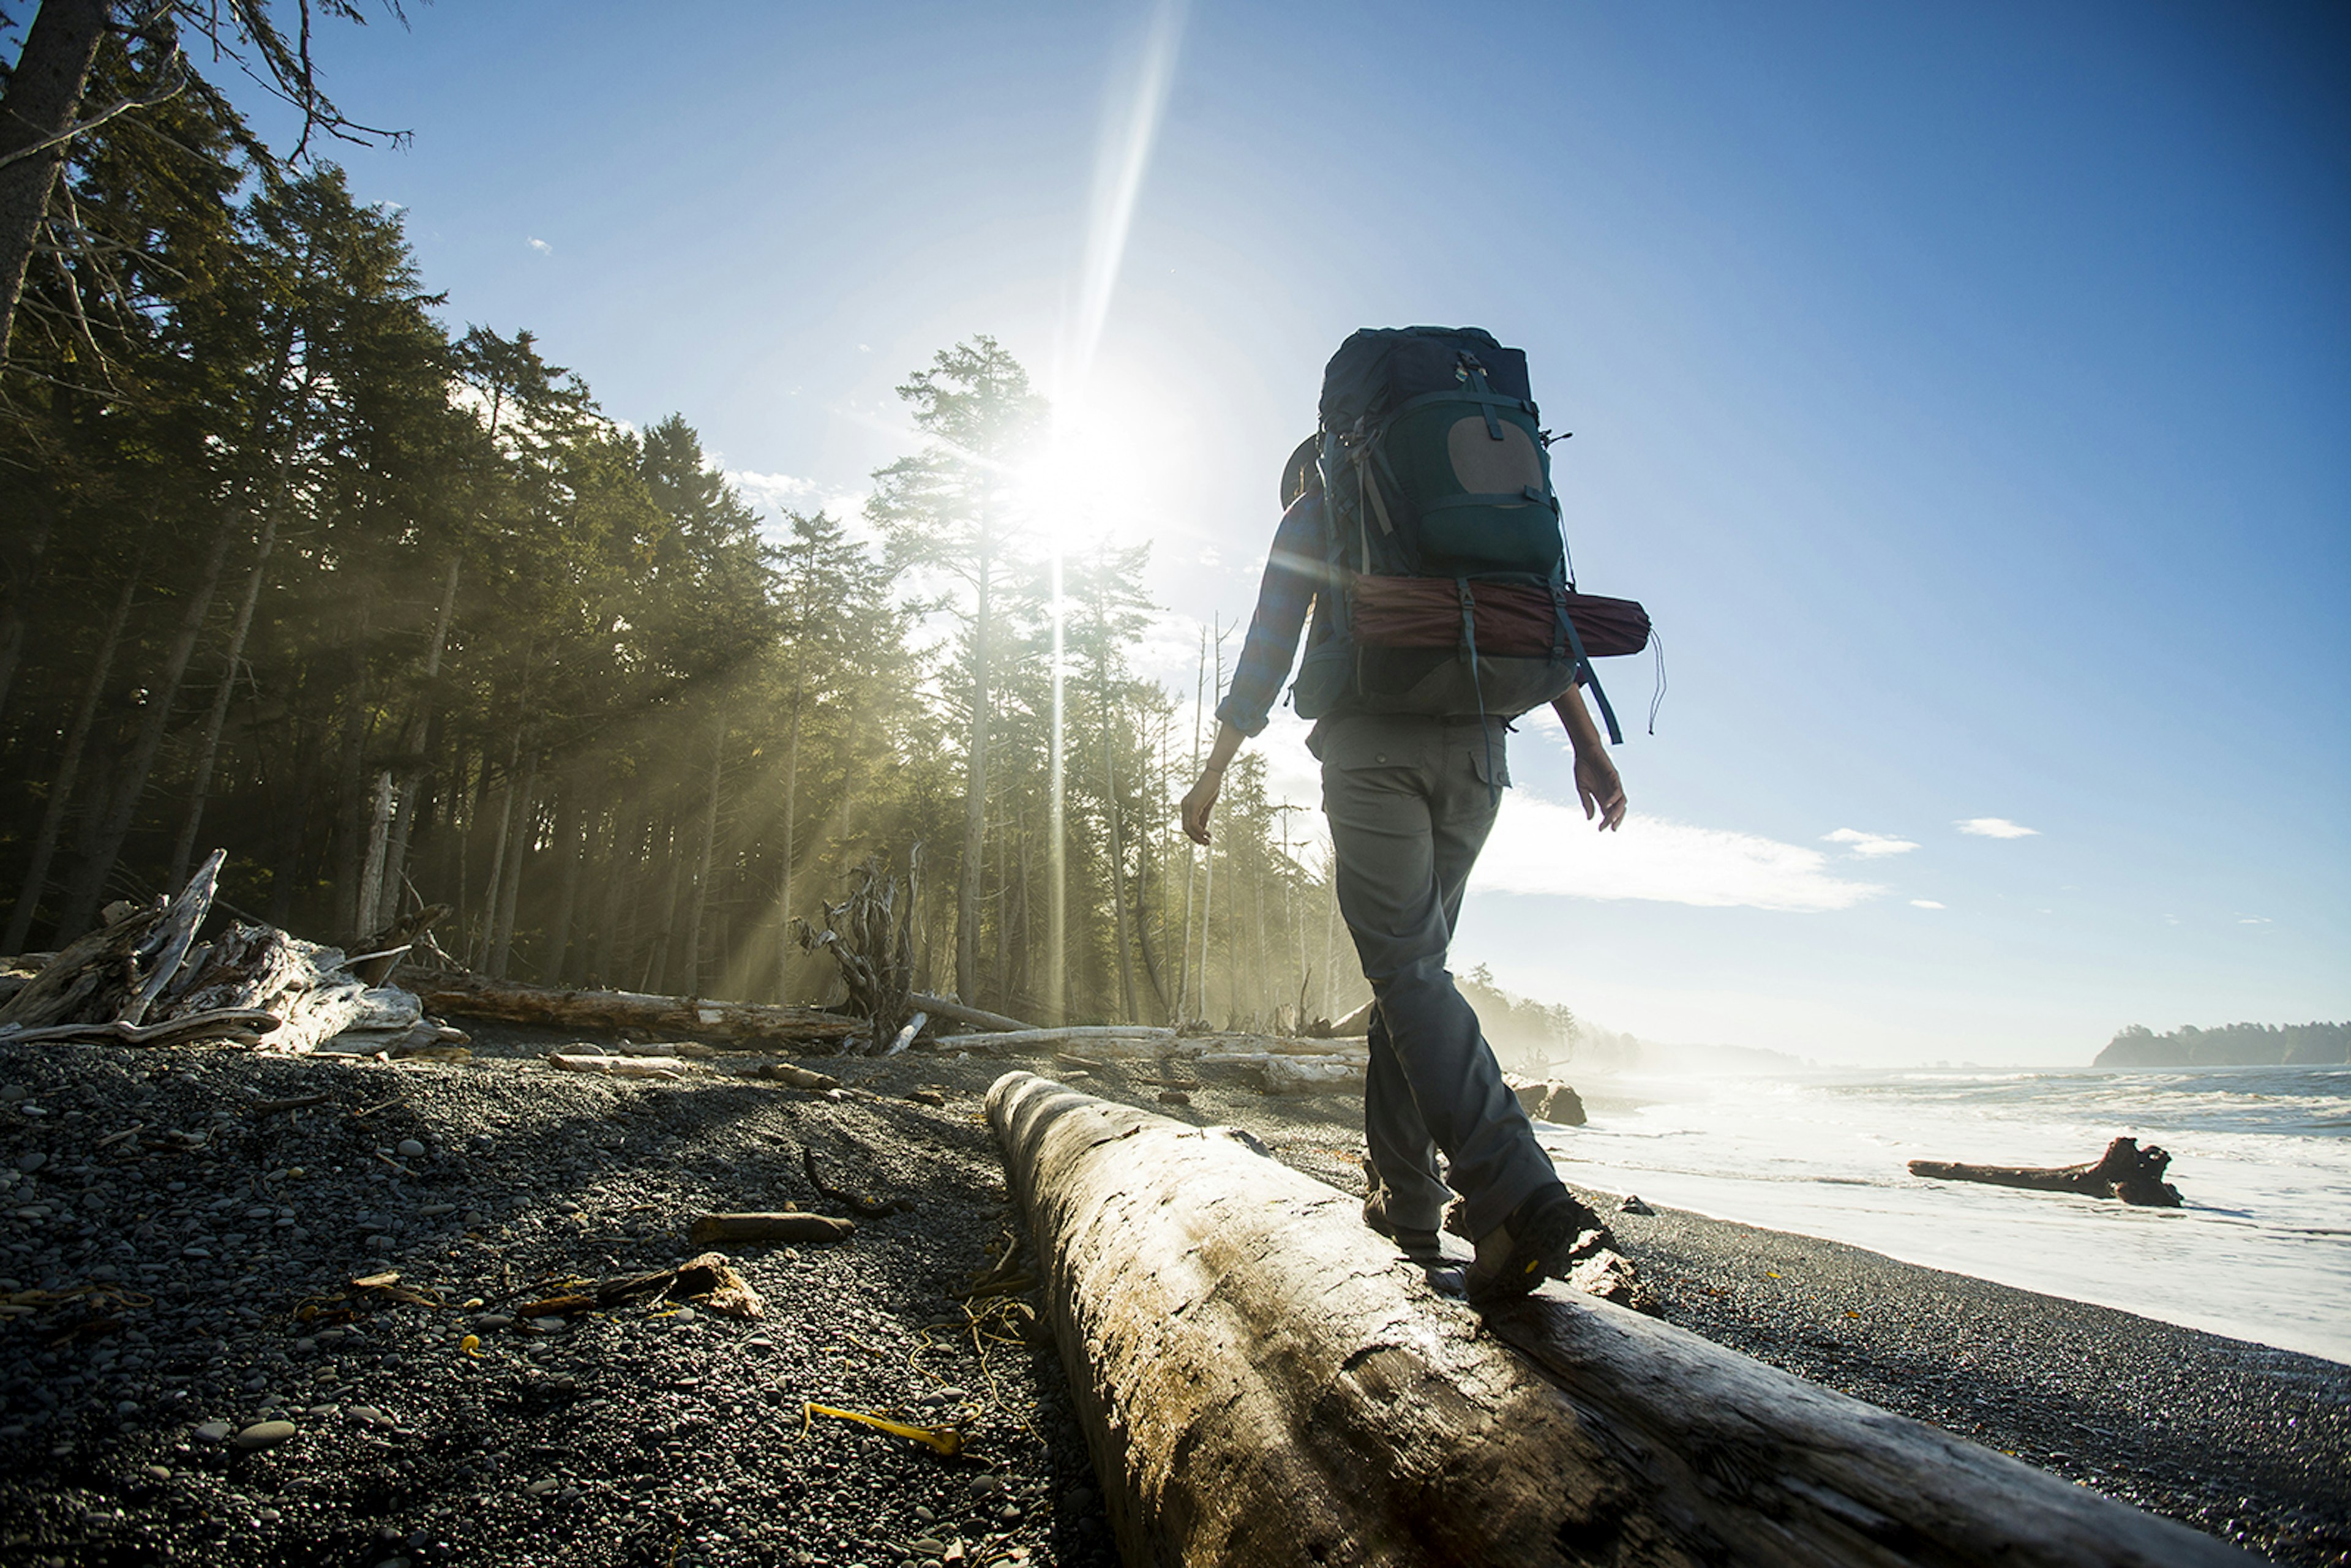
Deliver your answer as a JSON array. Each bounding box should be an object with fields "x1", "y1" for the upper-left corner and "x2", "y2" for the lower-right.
[
  {"x1": 1464, "y1": 1185, "x2": 1615, "y2": 1309},
  {"x1": 1362, "y1": 1184, "x2": 1444, "y2": 1267}
]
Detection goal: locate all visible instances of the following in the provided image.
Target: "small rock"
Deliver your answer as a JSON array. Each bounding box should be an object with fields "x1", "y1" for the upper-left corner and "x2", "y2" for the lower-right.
[
  {"x1": 0, "y1": 1086, "x2": 23, "y2": 1101},
  {"x1": 418, "y1": 1202, "x2": 455, "y2": 1217},
  {"x1": 670, "y1": 1306, "x2": 697, "y2": 1324},
  {"x1": 553, "y1": 1200, "x2": 580, "y2": 1215},
  {"x1": 1066, "y1": 1487, "x2": 1095, "y2": 1511},
  {"x1": 15, "y1": 1152, "x2": 44, "y2": 1174},
  {"x1": 909, "y1": 1540, "x2": 947, "y2": 1556},
  {"x1": 257, "y1": 1507, "x2": 282, "y2": 1523},
  {"x1": 525, "y1": 1478, "x2": 558, "y2": 1497},
  {"x1": 143, "y1": 1465, "x2": 171, "y2": 1481},
  {"x1": 231, "y1": 1419, "x2": 297, "y2": 1450},
  {"x1": 915, "y1": 1505, "x2": 936, "y2": 1523},
  {"x1": 365, "y1": 1234, "x2": 396, "y2": 1254},
  {"x1": 907, "y1": 1089, "x2": 946, "y2": 1107},
  {"x1": 1618, "y1": 1195, "x2": 1655, "y2": 1216},
  {"x1": 1157, "y1": 1090, "x2": 1190, "y2": 1106},
  {"x1": 181, "y1": 1247, "x2": 211, "y2": 1260},
  {"x1": 396, "y1": 1139, "x2": 426, "y2": 1159},
  {"x1": 192, "y1": 1421, "x2": 232, "y2": 1444},
  {"x1": 474, "y1": 1314, "x2": 514, "y2": 1332}
]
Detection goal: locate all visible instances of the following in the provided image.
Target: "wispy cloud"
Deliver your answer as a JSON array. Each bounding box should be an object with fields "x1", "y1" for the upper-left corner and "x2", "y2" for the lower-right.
[
  {"x1": 1910, "y1": 899, "x2": 1946, "y2": 910},
  {"x1": 1475, "y1": 798, "x2": 1884, "y2": 913},
  {"x1": 1824, "y1": 828, "x2": 1918, "y2": 859},
  {"x1": 1956, "y1": 817, "x2": 2038, "y2": 839},
  {"x1": 527, "y1": 236, "x2": 552, "y2": 254}
]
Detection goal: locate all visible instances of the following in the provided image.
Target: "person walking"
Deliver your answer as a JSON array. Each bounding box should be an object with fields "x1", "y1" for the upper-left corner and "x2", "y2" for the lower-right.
[{"x1": 1181, "y1": 326, "x2": 1634, "y2": 1308}]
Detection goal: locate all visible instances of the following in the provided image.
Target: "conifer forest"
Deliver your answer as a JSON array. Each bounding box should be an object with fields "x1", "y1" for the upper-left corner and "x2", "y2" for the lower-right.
[{"x1": 0, "y1": 21, "x2": 1357, "y2": 1032}]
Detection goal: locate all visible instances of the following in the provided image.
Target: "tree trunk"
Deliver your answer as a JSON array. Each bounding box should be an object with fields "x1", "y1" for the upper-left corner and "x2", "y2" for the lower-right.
[
  {"x1": 1101, "y1": 679, "x2": 1138, "y2": 1024},
  {"x1": 331, "y1": 600, "x2": 374, "y2": 939},
  {"x1": 588, "y1": 796, "x2": 637, "y2": 989},
  {"x1": 0, "y1": 0, "x2": 108, "y2": 366},
  {"x1": 776, "y1": 639, "x2": 804, "y2": 999},
  {"x1": 471, "y1": 740, "x2": 519, "y2": 970},
  {"x1": 956, "y1": 540, "x2": 991, "y2": 1005},
  {"x1": 487, "y1": 748, "x2": 536, "y2": 978},
  {"x1": 165, "y1": 505, "x2": 280, "y2": 887},
  {"x1": 0, "y1": 506, "x2": 54, "y2": 726},
  {"x1": 2, "y1": 553, "x2": 139, "y2": 951},
  {"x1": 352, "y1": 768, "x2": 395, "y2": 939},
  {"x1": 681, "y1": 700, "x2": 726, "y2": 996},
  {"x1": 56, "y1": 517, "x2": 236, "y2": 937},
  {"x1": 378, "y1": 557, "x2": 458, "y2": 921},
  {"x1": 544, "y1": 776, "x2": 585, "y2": 986},
  {"x1": 986, "y1": 1072, "x2": 2246, "y2": 1568}
]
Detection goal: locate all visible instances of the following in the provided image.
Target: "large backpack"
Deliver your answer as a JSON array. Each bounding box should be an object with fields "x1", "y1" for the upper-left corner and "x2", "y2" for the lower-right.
[{"x1": 1287, "y1": 326, "x2": 1647, "y2": 742}]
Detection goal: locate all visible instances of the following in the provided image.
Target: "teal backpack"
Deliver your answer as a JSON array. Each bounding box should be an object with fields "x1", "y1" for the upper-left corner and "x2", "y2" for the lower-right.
[{"x1": 1286, "y1": 326, "x2": 1647, "y2": 742}]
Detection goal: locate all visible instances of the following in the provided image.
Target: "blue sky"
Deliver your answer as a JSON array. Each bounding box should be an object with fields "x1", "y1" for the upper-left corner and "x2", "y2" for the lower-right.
[{"x1": 241, "y1": 0, "x2": 2347, "y2": 1064}]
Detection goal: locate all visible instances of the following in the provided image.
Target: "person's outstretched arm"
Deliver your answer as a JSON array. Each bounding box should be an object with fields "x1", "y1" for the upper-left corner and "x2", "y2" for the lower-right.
[
  {"x1": 1553, "y1": 688, "x2": 1628, "y2": 831},
  {"x1": 1182, "y1": 722, "x2": 1245, "y2": 844},
  {"x1": 1183, "y1": 497, "x2": 1322, "y2": 844}
]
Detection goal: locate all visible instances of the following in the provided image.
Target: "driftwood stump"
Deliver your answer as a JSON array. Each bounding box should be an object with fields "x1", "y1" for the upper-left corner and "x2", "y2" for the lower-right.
[
  {"x1": 988, "y1": 1071, "x2": 2248, "y2": 1567},
  {"x1": 793, "y1": 853, "x2": 918, "y2": 1053},
  {"x1": 1909, "y1": 1135, "x2": 2183, "y2": 1207}
]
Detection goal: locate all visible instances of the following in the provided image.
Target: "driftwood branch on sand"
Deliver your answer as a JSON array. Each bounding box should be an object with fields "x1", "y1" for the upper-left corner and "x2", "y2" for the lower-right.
[
  {"x1": 988, "y1": 1071, "x2": 2250, "y2": 1568},
  {"x1": 408, "y1": 970, "x2": 858, "y2": 1048},
  {"x1": 1909, "y1": 1135, "x2": 2183, "y2": 1207},
  {"x1": 911, "y1": 992, "x2": 1034, "y2": 1033},
  {"x1": 0, "y1": 850, "x2": 431, "y2": 1054}
]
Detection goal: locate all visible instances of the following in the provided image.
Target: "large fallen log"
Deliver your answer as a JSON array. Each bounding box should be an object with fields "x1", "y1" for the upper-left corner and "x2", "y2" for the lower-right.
[
  {"x1": 1909, "y1": 1135, "x2": 2183, "y2": 1207},
  {"x1": 988, "y1": 1071, "x2": 2247, "y2": 1568},
  {"x1": 406, "y1": 969, "x2": 859, "y2": 1048}
]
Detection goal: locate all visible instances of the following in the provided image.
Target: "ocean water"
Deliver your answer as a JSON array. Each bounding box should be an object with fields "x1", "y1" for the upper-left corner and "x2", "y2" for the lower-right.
[{"x1": 1532, "y1": 1064, "x2": 2351, "y2": 1364}]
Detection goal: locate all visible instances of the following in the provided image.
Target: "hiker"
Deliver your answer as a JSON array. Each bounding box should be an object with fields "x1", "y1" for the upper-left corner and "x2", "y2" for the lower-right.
[{"x1": 1181, "y1": 326, "x2": 1640, "y2": 1308}]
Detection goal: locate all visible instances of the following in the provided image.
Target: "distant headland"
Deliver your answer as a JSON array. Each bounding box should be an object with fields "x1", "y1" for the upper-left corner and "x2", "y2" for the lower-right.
[{"x1": 2096, "y1": 1021, "x2": 2349, "y2": 1068}]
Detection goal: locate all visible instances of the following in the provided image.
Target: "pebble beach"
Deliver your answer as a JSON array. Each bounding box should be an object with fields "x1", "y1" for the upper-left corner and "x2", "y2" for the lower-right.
[{"x1": 0, "y1": 1024, "x2": 2342, "y2": 1567}]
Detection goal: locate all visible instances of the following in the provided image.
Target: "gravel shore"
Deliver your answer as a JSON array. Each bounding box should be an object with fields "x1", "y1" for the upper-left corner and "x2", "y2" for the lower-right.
[{"x1": 0, "y1": 1029, "x2": 2341, "y2": 1567}]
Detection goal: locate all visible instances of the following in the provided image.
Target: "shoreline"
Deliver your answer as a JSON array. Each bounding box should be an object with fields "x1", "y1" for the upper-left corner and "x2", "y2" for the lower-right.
[{"x1": 0, "y1": 1029, "x2": 2341, "y2": 1565}]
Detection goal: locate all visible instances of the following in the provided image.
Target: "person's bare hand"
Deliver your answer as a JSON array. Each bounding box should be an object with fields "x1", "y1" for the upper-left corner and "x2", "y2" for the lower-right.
[
  {"x1": 1181, "y1": 769, "x2": 1223, "y2": 845},
  {"x1": 1575, "y1": 748, "x2": 1627, "y2": 831}
]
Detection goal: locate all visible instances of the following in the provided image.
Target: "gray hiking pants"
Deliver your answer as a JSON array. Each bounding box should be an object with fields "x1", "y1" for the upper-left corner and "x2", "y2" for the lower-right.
[{"x1": 1318, "y1": 711, "x2": 1558, "y2": 1240}]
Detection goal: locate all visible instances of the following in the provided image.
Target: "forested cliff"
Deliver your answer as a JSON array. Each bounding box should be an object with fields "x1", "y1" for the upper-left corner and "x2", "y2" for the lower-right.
[
  {"x1": 2096, "y1": 1022, "x2": 2349, "y2": 1068},
  {"x1": 0, "y1": 34, "x2": 1354, "y2": 1030}
]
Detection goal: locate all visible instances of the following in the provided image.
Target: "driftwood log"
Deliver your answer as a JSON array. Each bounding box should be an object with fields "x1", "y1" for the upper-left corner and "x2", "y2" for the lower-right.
[
  {"x1": 408, "y1": 970, "x2": 858, "y2": 1047},
  {"x1": 688, "y1": 1212, "x2": 855, "y2": 1245},
  {"x1": 1909, "y1": 1136, "x2": 2183, "y2": 1207},
  {"x1": 913, "y1": 992, "x2": 1035, "y2": 1033},
  {"x1": 988, "y1": 1071, "x2": 2248, "y2": 1568}
]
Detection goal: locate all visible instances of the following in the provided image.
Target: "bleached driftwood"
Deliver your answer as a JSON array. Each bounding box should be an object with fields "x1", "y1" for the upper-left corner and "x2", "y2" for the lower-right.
[
  {"x1": 987, "y1": 1071, "x2": 2251, "y2": 1568},
  {"x1": 0, "y1": 1008, "x2": 280, "y2": 1048},
  {"x1": 1193, "y1": 1052, "x2": 1368, "y2": 1093},
  {"x1": 940, "y1": 1026, "x2": 1178, "y2": 1054},
  {"x1": 410, "y1": 969, "x2": 859, "y2": 1047},
  {"x1": 546, "y1": 1051, "x2": 690, "y2": 1079},
  {"x1": 169, "y1": 922, "x2": 420, "y2": 1054},
  {"x1": 913, "y1": 992, "x2": 1036, "y2": 1033},
  {"x1": 884, "y1": 1010, "x2": 928, "y2": 1056}
]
